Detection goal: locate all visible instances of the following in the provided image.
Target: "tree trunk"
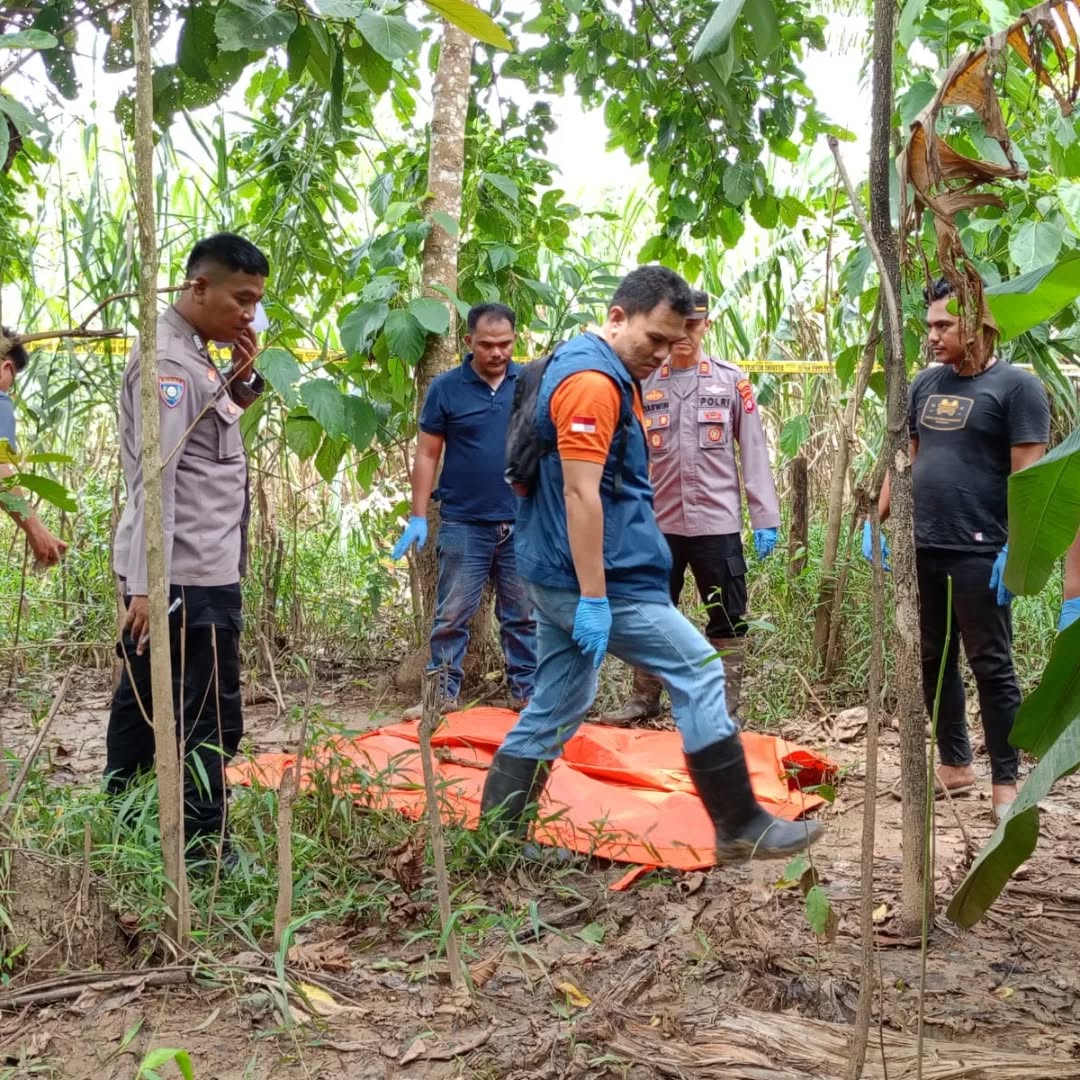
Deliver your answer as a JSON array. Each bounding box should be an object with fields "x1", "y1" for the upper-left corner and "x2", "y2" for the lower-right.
[
  {"x1": 787, "y1": 456, "x2": 808, "y2": 579},
  {"x1": 868, "y1": 0, "x2": 927, "y2": 937},
  {"x1": 132, "y1": 0, "x2": 189, "y2": 944},
  {"x1": 815, "y1": 306, "x2": 881, "y2": 673},
  {"x1": 396, "y1": 15, "x2": 496, "y2": 696}
]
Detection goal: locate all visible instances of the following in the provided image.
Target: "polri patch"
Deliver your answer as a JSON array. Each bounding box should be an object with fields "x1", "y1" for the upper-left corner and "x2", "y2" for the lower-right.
[
  {"x1": 159, "y1": 375, "x2": 186, "y2": 409},
  {"x1": 736, "y1": 378, "x2": 756, "y2": 413}
]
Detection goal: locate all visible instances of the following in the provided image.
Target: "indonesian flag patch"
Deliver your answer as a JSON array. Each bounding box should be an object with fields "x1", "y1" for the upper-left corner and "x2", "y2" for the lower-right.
[
  {"x1": 159, "y1": 375, "x2": 186, "y2": 409},
  {"x1": 570, "y1": 415, "x2": 597, "y2": 434}
]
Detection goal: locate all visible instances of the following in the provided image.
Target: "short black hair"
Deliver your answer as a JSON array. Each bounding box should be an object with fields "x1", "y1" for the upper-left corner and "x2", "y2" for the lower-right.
[
  {"x1": 467, "y1": 302, "x2": 516, "y2": 332},
  {"x1": 924, "y1": 277, "x2": 953, "y2": 304},
  {"x1": 186, "y1": 232, "x2": 270, "y2": 279},
  {"x1": 611, "y1": 265, "x2": 694, "y2": 318},
  {"x1": 1, "y1": 328, "x2": 28, "y2": 372},
  {"x1": 689, "y1": 289, "x2": 711, "y2": 318}
]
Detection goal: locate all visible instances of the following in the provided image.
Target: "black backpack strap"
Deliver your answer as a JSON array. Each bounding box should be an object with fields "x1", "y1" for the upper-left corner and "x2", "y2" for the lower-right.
[{"x1": 611, "y1": 382, "x2": 635, "y2": 498}]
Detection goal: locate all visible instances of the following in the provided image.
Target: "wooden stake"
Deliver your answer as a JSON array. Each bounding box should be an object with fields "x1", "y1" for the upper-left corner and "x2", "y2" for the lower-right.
[
  {"x1": 132, "y1": 0, "x2": 188, "y2": 946},
  {"x1": 418, "y1": 673, "x2": 465, "y2": 991},
  {"x1": 845, "y1": 508, "x2": 886, "y2": 1080},
  {"x1": 787, "y1": 455, "x2": 808, "y2": 579}
]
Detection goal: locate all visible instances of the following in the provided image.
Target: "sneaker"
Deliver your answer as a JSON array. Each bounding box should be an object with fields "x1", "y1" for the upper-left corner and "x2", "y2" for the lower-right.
[{"x1": 402, "y1": 698, "x2": 459, "y2": 721}]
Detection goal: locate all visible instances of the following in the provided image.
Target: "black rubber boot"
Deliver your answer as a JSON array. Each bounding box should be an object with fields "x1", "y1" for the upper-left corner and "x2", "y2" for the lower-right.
[
  {"x1": 597, "y1": 669, "x2": 663, "y2": 726},
  {"x1": 480, "y1": 752, "x2": 551, "y2": 835},
  {"x1": 686, "y1": 735, "x2": 823, "y2": 862},
  {"x1": 709, "y1": 636, "x2": 744, "y2": 727}
]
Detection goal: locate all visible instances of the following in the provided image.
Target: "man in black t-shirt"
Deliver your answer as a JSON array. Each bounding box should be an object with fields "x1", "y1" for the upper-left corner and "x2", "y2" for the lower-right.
[{"x1": 874, "y1": 278, "x2": 1049, "y2": 821}]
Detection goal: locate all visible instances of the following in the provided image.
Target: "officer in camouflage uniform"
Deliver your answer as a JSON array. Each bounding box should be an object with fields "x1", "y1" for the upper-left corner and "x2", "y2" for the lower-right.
[{"x1": 601, "y1": 291, "x2": 780, "y2": 726}]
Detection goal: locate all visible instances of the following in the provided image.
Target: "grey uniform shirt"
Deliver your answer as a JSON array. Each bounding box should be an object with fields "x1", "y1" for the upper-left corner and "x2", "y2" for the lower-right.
[
  {"x1": 643, "y1": 355, "x2": 780, "y2": 537},
  {"x1": 113, "y1": 306, "x2": 262, "y2": 594}
]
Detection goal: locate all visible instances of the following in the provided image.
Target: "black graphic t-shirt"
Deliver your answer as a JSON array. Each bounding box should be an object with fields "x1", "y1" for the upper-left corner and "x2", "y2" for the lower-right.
[{"x1": 908, "y1": 360, "x2": 1049, "y2": 551}]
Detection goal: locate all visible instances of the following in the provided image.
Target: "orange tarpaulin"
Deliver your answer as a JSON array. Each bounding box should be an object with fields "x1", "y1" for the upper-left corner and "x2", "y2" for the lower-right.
[{"x1": 227, "y1": 708, "x2": 835, "y2": 872}]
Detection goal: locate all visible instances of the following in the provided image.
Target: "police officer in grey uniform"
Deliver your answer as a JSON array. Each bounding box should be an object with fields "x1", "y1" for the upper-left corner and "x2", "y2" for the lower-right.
[
  {"x1": 106, "y1": 233, "x2": 268, "y2": 862},
  {"x1": 601, "y1": 290, "x2": 781, "y2": 725}
]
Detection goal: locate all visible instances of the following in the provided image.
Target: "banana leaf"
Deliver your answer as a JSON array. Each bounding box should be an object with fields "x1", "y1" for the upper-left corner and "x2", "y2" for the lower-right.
[
  {"x1": 1003, "y1": 425, "x2": 1080, "y2": 595},
  {"x1": 984, "y1": 254, "x2": 1080, "y2": 341}
]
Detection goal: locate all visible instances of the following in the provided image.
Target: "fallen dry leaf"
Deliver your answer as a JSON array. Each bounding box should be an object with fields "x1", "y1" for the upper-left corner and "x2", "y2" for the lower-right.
[
  {"x1": 386, "y1": 828, "x2": 427, "y2": 895},
  {"x1": 991, "y1": 985, "x2": 1016, "y2": 1000},
  {"x1": 872, "y1": 903, "x2": 891, "y2": 924},
  {"x1": 400, "y1": 1027, "x2": 493, "y2": 1064},
  {"x1": 287, "y1": 938, "x2": 351, "y2": 974},
  {"x1": 468, "y1": 950, "x2": 503, "y2": 988},
  {"x1": 295, "y1": 980, "x2": 368, "y2": 1019},
  {"x1": 556, "y1": 980, "x2": 592, "y2": 1009}
]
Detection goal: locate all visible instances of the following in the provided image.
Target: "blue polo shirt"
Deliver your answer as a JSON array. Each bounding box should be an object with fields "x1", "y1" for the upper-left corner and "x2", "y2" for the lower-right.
[
  {"x1": 419, "y1": 356, "x2": 519, "y2": 523},
  {"x1": 0, "y1": 391, "x2": 16, "y2": 454}
]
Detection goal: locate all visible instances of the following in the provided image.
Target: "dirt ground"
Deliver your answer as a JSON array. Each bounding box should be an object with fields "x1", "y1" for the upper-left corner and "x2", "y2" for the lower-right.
[{"x1": 2, "y1": 670, "x2": 1080, "y2": 1079}]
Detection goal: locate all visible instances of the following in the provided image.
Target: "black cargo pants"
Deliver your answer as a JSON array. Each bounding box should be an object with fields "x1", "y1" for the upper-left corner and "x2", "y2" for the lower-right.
[
  {"x1": 665, "y1": 532, "x2": 749, "y2": 639},
  {"x1": 105, "y1": 583, "x2": 244, "y2": 839},
  {"x1": 916, "y1": 548, "x2": 1021, "y2": 784}
]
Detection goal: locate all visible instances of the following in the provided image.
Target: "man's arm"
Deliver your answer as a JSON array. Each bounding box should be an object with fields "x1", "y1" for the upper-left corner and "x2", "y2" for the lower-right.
[
  {"x1": 878, "y1": 437, "x2": 918, "y2": 523},
  {"x1": 563, "y1": 460, "x2": 606, "y2": 596},
  {"x1": 1010, "y1": 442, "x2": 1046, "y2": 474},
  {"x1": 0, "y1": 462, "x2": 67, "y2": 566},
  {"x1": 732, "y1": 377, "x2": 780, "y2": 529},
  {"x1": 122, "y1": 362, "x2": 197, "y2": 649},
  {"x1": 1065, "y1": 532, "x2": 1080, "y2": 602},
  {"x1": 410, "y1": 431, "x2": 445, "y2": 518},
  {"x1": 549, "y1": 370, "x2": 625, "y2": 597}
]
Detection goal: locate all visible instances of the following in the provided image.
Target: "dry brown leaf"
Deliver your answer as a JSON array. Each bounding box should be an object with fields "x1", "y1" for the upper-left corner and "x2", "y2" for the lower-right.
[
  {"x1": 386, "y1": 828, "x2": 427, "y2": 895},
  {"x1": 469, "y1": 950, "x2": 503, "y2": 988},
  {"x1": 872, "y1": 903, "x2": 891, "y2": 924},
  {"x1": 991, "y1": 985, "x2": 1017, "y2": 1000},
  {"x1": 286, "y1": 938, "x2": 351, "y2": 974}
]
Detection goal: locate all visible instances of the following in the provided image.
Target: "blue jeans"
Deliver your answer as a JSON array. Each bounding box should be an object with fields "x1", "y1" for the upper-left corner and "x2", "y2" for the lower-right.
[
  {"x1": 428, "y1": 521, "x2": 536, "y2": 700},
  {"x1": 500, "y1": 583, "x2": 736, "y2": 760}
]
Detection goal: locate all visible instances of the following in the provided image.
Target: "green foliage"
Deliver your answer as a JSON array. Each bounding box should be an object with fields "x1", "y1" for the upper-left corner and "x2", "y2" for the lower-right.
[
  {"x1": 136, "y1": 1048, "x2": 195, "y2": 1080},
  {"x1": 984, "y1": 256, "x2": 1080, "y2": 342},
  {"x1": 947, "y1": 624, "x2": 1080, "y2": 928},
  {"x1": 1004, "y1": 427, "x2": 1080, "y2": 595},
  {"x1": 950, "y1": 420, "x2": 1080, "y2": 926},
  {"x1": 499, "y1": 0, "x2": 832, "y2": 265}
]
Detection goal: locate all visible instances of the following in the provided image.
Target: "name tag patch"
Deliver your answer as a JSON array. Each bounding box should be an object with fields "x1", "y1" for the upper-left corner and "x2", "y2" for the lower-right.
[{"x1": 159, "y1": 376, "x2": 186, "y2": 409}]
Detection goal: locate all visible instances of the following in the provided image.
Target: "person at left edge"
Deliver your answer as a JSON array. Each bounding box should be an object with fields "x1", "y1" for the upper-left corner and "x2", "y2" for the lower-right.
[
  {"x1": 393, "y1": 303, "x2": 537, "y2": 716},
  {"x1": 106, "y1": 232, "x2": 268, "y2": 868},
  {"x1": 0, "y1": 332, "x2": 68, "y2": 568}
]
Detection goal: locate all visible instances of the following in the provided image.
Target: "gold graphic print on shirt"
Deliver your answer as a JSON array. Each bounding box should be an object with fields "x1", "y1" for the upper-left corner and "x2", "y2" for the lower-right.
[{"x1": 920, "y1": 394, "x2": 974, "y2": 431}]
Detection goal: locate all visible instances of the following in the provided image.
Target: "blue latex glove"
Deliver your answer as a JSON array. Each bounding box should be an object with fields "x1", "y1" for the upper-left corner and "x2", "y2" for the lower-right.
[
  {"x1": 1058, "y1": 596, "x2": 1080, "y2": 632},
  {"x1": 989, "y1": 544, "x2": 1013, "y2": 607},
  {"x1": 391, "y1": 516, "x2": 428, "y2": 560},
  {"x1": 572, "y1": 596, "x2": 612, "y2": 669},
  {"x1": 753, "y1": 527, "x2": 779, "y2": 561},
  {"x1": 861, "y1": 520, "x2": 891, "y2": 572}
]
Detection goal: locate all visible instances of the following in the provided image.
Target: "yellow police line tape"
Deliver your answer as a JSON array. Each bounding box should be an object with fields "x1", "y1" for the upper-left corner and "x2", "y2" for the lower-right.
[
  {"x1": 46, "y1": 339, "x2": 852, "y2": 374},
  {"x1": 45, "y1": 339, "x2": 1074, "y2": 378}
]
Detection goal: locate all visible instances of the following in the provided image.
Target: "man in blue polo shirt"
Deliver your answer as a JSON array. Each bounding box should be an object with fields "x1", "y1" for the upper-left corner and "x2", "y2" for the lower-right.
[{"x1": 393, "y1": 303, "x2": 536, "y2": 713}]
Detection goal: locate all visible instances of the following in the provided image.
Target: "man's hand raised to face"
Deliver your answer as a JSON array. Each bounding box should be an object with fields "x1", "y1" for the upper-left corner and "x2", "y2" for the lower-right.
[{"x1": 231, "y1": 326, "x2": 259, "y2": 384}]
